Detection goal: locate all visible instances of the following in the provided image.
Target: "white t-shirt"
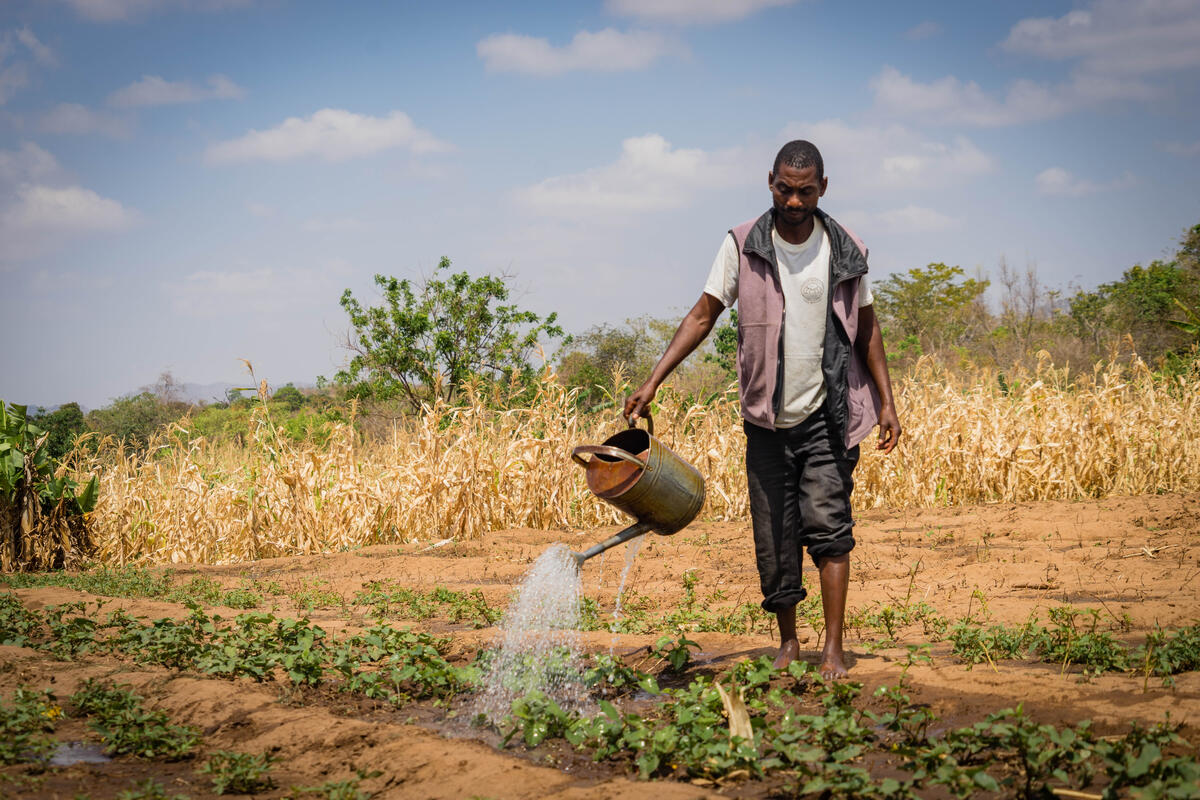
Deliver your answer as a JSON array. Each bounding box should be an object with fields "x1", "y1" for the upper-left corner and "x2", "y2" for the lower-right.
[{"x1": 703, "y1": 217, "x2": 873, "y2": 428}]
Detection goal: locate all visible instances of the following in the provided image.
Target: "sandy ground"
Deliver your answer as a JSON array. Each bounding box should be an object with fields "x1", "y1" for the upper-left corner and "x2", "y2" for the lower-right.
[{"x1": 2, "y1": 492, "x2": 1198, "y2": 798}]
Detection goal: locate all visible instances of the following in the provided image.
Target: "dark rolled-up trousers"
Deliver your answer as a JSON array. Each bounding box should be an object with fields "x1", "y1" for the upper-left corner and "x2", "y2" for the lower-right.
[{"x1": 744, "y1": 407, "x2": 859, "y2": 613}]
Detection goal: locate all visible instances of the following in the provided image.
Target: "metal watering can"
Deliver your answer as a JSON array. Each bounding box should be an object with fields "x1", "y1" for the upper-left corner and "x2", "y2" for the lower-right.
[{"x1": 570, "y1": 415, "x2": 706, "y2": 567}]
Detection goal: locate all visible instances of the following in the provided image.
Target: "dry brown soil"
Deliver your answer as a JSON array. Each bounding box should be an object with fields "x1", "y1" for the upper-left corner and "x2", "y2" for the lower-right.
[{"x1": 2, "y1": 493, "x2": 1199, "y2": 799}]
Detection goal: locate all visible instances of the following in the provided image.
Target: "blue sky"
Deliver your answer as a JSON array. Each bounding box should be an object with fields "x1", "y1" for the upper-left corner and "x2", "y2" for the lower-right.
[{"x1": 2, "y1": 0, "x2": 1199, "y2": 409}]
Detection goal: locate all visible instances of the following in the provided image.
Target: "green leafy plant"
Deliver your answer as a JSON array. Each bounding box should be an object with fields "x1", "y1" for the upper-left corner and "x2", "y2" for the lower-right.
[
  {"x1": 0, "y1": 564, "x2": 173, "y2": 598},
  {"x1": 582, "y1": 653, "x2": 658, "y2": 698},
  {"x1": 649, "y1": 632, "x2": 700, "y2": 673},
  {"x1": 41, "y1": 601, "x2": 99, "y2": 659},
  {"x1": 354, "y1": 582, "x2": 499, "y2": 628},
  {"x1": 70, "y1": 680, "x2": 199, "y2": 760},
  {"x1": 288, "y1": 768, "x2": 381, "y2": 800},
  {"x1": 0, "y1": 687, "x2": 61, "y2": 766},
  {"x1": 199, "y1": 750, "x2": 277, "y2": 795},
  {"x1": 502, "y1": 690, "x2": 574, "y2": 748},
  {"x1": 1135, "y1": 623, "x2": 1200, "y2": 688},
  {"x1": 168, "y1": 576, "x2": 260, "y2": 609},
  {"x1": 1041, "y1": 607, "x2": 1130, "y2": 677},
  {"x1": 0, "y1": 591, "x2": 45, "y2": 646}
]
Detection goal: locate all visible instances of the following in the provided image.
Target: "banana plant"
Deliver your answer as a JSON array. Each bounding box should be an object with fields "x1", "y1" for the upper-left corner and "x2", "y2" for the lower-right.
[
  {"x1": 1167, "y1": 298, "x2": 1200, "y2": 337},
  {"x1": 1, "y1": 401, "x2": 97, "y2": 570}
]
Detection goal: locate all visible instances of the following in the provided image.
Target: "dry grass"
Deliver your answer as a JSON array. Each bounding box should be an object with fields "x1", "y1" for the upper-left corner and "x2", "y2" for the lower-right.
[{"x1": 73, "y1": 356, "x2": 1200, "y2": 565}]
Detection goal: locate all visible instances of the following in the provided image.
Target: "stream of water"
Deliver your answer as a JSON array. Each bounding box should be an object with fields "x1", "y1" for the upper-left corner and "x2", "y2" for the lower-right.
[
  {"x1": 610, "y1": 534, "x2": 644, "y2": 628},
  {"x1": 473, "y1": 544, "x2": 588, "y2": 723}
]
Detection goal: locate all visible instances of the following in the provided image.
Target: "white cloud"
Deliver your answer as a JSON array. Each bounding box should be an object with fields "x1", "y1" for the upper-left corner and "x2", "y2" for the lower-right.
[
  {"x1": 1160, "y1": 140, "x2": 1200, "y2": 157},
  {"x1": 903, "y1": 21, "x2": 942, "y2": 40},
  {"x1": 1034, "y1": 167, "x2": 1134, "y2": 197},
  {"x1": 1034, "y1": 167, "x2": 1095, "y2": 197},
  {"x1": 108, "y1": 74, "x2": 245, "y2": 107},
  {"x1": 606, "y1": 0, "x2": 798, "y2": 24},
  {"x1": 477, "y1": 29, "x2": 676, "y2": 75},
  {"x1": 5, "y1": 185, "x2": 135, "y2": 234},
  {"x1": 871, "y1": 66, "x2": 1079, "y2": 126},
  {"x1": 840, "y1": 205, "x2": 959, "y2": 234},
  {"x1": 0, "y1": 142, "x2": 137, "y2": 262},
  {"x1": 879, "y1": 1, "x2": 1200, "y2": 126},
  {"x1": 1, "y1": 27, "x2": 56, "y2": 106},
  {"x1": 514, "y1": 134, "x2": 743, "y2": 218},
  {"x1": 876, "y1": 205, "x2": 958, "y2": 233},
  {"x1": 302, "y1": 216, "x2": 366, "y2": 233},
  {"x1": 15, "y1": 29, "x2": 56, "y2": 66},
  {"x1": 205, "y1": 108, "x2": 450, "y2": 164},
  {"x1": 38, "y1": 103, "x2": 131, "y2": 138},
  {"x1": 59, "y1": 0, "x2": 253, "y2": 23},
  {"x1": 781, "y1": 119, "x2": 993, "y2": 190},
  {"x1": 1002, "y1": 0, "x2": 1200, "y2": 77},
  {"x1": 0, "y1": 142, "x2": 61, "y2": 185},
  {"x1": 165, "y1": 260, "x2": 348, "y2": 318},
  {"x1": 0, "y1": 62, "x2": 28, "y2": 106},
  {"x1": 246, "y1": 202, "x2": 274, "y2": 218}
]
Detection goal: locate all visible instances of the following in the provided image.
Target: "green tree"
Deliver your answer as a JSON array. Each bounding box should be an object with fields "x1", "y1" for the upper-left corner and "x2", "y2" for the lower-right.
[
  {"x1": 31, "y1": 402, "x2": 87, "y2": 460},
  {"x1": 272, "y1": 383, "x2": 305, "y2": 412},
  {"x1": 703, "y1": 309, "x2": 738, "y2": 382},
  {"x1": 1067, "y1": 259, "x2": 1199, "y2": 360},
  {"x1": 557, "y1": 321, "x2": 656, "y2": 408},
  {"x1": 872, "y1": 262, "x2": 990, "y2": 353},
  {"x1": 85, "y1": 392, "x2": 186, "y2": 447},
  {"x1": 336, "y1": 257, "x2": 567, "y2": 408}
]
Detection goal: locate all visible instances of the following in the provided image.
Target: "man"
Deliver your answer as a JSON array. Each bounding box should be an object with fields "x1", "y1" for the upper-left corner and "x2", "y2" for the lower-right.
[{"x1": 623, "y1": 140, "x2": 901, "y2": 680}]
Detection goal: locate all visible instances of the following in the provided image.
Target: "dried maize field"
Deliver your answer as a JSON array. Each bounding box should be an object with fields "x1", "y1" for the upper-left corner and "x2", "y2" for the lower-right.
[{"x1": 69, "y1": 357, "x2": 1200, "y2": 566}]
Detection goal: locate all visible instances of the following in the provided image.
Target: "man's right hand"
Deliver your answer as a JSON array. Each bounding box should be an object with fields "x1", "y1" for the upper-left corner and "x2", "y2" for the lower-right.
[{"x1": 624, "y1": 381, "x2": 658, "y2": 423}]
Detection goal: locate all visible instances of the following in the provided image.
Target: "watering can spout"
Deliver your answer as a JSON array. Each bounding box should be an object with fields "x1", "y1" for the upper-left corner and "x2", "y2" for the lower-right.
[{"x1": 571, "y1": 521, "x2": 653, "y2": 568}]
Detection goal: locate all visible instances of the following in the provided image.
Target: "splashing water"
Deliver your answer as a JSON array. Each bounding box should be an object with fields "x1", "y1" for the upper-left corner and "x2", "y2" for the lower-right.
[
  {"x1": 610, "y1": 534, "x2": 645, "y2": 627},
  {"x1": 474, "y1": 544, "x2": 588, "y2": 723}
]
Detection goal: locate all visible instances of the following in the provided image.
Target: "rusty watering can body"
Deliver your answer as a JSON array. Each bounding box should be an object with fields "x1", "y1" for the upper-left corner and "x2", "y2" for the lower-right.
[{"x1": 570, "y1": 416, "x2": 705, "y2": 566}]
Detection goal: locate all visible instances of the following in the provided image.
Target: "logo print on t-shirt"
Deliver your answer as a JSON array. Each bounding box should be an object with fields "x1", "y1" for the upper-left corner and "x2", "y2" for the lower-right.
[{"x1": 801, "y1": 277, "x2": 824, "y2": 303}]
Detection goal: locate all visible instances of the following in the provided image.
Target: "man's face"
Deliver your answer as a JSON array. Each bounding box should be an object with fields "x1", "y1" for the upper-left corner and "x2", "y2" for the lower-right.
[{"x1": 768, "y1": 163, "x2": 827, "y2": 228}]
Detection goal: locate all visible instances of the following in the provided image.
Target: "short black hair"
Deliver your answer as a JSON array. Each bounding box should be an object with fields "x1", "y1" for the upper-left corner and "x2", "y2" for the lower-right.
[{"x1": 772, "y1": 140, "x2": 824, "y2": 180}]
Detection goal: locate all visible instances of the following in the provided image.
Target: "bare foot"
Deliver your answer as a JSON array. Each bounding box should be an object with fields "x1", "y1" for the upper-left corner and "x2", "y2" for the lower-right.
[
  {"x1": 819, "y1": 647, "x2": 849, "y2": 681},
  {"x1": 773, "y1": 638, "x2": 800, "y2": 670}
]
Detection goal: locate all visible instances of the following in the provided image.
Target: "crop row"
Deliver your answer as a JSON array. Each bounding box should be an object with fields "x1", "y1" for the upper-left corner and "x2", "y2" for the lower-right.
[
  {"x1": 3, "y1": 592, "x2": 1199, "y2": 797},
  {"x1": 0, "y1": 681, "x2": 372, "y2": 799}
]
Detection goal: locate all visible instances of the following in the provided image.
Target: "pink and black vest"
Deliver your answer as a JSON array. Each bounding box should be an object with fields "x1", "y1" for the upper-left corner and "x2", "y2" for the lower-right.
[{"x1": 729, "y1": 208, "x2": 882, "y2": 449}]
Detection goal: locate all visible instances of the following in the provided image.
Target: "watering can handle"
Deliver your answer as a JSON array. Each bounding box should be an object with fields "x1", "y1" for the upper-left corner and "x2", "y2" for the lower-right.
[
  {"x1": 571, "y1": 445, "x2": 647, "y2": 469},
  {"x1": 624, "y1": 412, "x2": 654, "y2": 436}
]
